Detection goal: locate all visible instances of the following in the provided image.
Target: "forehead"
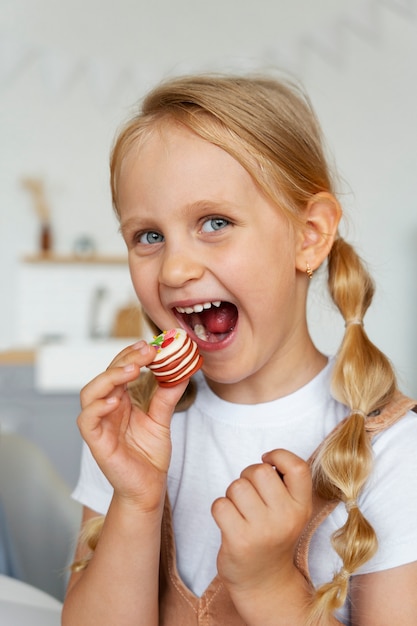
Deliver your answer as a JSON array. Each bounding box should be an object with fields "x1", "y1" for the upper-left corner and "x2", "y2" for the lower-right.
[
  {"x1": 120, "y1": 113, "x2": 264, "y2": 180},
  {"x1": 118, "y1": 120, "x2": 260, "y2": 204},
  {"x1": 123, "y1": 119, "x2": 228, "y2": 167}
]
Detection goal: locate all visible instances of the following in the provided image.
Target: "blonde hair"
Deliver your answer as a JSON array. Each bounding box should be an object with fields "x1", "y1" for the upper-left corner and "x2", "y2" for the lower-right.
[
  {"x1": 111, "y1": 74, "x2": 333, "y2": 223},
  {"x1": 76, "y1": 73, "x2": 397, "y2": 621}
]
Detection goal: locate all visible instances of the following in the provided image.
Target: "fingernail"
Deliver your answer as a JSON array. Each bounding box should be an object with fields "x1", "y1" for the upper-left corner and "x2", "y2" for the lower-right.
[
  {"x1": 124, "y1": 363, "x2": 135, "y2": 372},
  {"x1": 132, "y1": 341, "x2": 152, "y2": 356},
  {"x1": 132, "y1": 340, "x2": 147, "y2": 350}
]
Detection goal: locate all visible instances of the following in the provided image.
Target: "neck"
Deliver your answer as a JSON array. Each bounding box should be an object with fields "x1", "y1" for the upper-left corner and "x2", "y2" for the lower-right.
[{"x1": 206, "y1": 342, "x2": 328, "y2": 405}]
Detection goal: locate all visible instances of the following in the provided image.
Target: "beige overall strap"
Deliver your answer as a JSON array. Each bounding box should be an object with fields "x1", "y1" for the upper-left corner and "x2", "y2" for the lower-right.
[
  {"x1": 294, "y1": 391, "x2": 417, "y2": 583},
  {"x1": 364, "y1": 390, "x2": 417, "y2": 434},
  {"x1": 159, "y1": 497, "x2": 247, "y2": 625}
]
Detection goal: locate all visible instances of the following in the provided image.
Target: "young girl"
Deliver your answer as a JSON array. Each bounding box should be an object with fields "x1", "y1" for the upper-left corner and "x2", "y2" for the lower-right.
[{"x1": 62, "y1": 73, "x2": 417, "y2": 625}]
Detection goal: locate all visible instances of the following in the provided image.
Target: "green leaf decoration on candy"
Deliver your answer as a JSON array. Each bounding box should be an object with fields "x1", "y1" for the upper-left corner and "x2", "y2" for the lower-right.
[{"x1": 150, "y1": 329, "x2": 178, "y2": 351}]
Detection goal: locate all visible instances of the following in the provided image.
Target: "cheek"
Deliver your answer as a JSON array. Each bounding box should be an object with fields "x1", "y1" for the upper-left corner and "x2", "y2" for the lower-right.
[
  {"x1": 129, "y1": 262, "x2": 154, "y2": 306},
  {"x1": 131, "y1": 281, "x2": 161, "y2": 330},
  {"x1": 128, "y1": 261, "x2": 171, "y2": 330}
]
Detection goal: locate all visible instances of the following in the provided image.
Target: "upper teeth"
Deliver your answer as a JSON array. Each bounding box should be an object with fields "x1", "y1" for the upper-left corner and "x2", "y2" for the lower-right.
[{"x1": 176, "y1": 301, "x2": 221, "y2": 314}]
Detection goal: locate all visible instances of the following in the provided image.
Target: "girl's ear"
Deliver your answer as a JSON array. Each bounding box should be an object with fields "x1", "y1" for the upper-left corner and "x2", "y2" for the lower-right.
[{"x1": 295, "y1": 192, "x2": 342, "y2": 273}]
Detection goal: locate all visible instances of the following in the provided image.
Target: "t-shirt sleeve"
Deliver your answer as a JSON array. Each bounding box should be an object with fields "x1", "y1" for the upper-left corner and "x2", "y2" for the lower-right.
[
  {"x1": 71, "y1": 442, "x2": 113, "y2": 515},
  {"x1": 309, "y1": 409, "x2": 417, "y2": 589},
  {"x1": 357, "y1": 409, "x2": 417, "y2": 573}
]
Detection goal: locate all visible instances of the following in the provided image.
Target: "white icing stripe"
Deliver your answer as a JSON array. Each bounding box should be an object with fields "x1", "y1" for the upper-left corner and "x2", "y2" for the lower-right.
[
  {"x1": 152, "y1": 336, "x2": 191, "y2": 369},
  {"x1": 153, "y1": 343, "x2": 197, "y2": 379},
  {"x1": 163, "y1": 355, "x2": 202, "y2": 382}
]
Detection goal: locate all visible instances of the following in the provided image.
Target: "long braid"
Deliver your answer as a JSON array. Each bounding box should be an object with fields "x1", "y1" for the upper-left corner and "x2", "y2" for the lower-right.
[{"x1": 307, "y1": 237, "x2": 397, "y2": 622}]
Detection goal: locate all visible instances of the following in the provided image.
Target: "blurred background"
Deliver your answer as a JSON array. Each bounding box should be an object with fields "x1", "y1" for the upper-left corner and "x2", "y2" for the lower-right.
[{"x1": 1, "y1": 0, "x2": 416, "y2": 485}]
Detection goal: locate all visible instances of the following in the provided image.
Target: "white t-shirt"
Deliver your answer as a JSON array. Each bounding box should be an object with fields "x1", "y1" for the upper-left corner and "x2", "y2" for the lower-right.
[{"x1": 72, "y1": 360, "x2": 417, "y2": 624}]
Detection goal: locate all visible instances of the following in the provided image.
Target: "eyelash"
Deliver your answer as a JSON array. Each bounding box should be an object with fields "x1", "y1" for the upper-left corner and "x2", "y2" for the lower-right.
[
  {"x1": 137, "y1": 231, "x2": 164, "y2": 245},
  {"x1": 201, "y1": 217, "x2": 230, "y2": 233},
  {"x1": 133, "y1": 216, "x2": 231, "y2": 246}
]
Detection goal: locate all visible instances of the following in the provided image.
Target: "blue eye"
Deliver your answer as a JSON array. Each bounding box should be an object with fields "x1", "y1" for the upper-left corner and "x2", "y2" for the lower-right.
[
  {"x1": 201, "y1": 217, "x2": 229, "y2": 233},
  {"x1": 138, "y1": 231, "x2": 164, "y2": 244}
]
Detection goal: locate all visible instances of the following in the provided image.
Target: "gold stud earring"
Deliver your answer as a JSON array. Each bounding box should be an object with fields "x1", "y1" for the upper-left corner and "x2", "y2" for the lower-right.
[{"x1": 306, "y1": 262, "x2": 313, "y2": 279}]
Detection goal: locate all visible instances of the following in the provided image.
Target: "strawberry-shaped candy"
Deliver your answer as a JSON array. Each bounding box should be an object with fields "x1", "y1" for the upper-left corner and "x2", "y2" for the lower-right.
[{"x1": 148, "y1": 328, "x2": 203, "y2": 387}]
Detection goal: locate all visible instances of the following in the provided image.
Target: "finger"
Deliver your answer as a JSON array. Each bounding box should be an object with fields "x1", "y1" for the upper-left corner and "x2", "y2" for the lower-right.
[
  {"x1": 107, "y1": 341, "x2": 156, "y2": 369},
  {"x1": 211, "y1": 495, "x2": 246, "y2": 534},
  {"x1": 223, "y1": 474, "x2": 268, "y2": 522},
  {"x1": 80, "y1": 362, "x2": 140, "y2": 408},
  {"x1": 239, "y1": 462, "x2": 285, "y2": 508},
  {"x1": 80, "y1": 343, "x2": 157, "y2": 408},
  {"x1": 104, "y1": 343, "x2": 157, "y2": 403},
  {"x1": 77, "y1": 394, "x2": 122, "y2": 434},
  {"x1": 147, "y1": 379, "x2": 189, "y2": 428},
  {"x1": 262, "y1": 449, "x2": 312, "y2": 507}
]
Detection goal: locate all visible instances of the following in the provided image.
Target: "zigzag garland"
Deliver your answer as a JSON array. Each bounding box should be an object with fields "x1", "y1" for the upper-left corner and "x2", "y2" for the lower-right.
[
  {"x1": 0, "y1": 0, "x2": 416, "y2": 106},
  {"x1": 298, "y1": 0, "x2": 416, "y2": 72}
]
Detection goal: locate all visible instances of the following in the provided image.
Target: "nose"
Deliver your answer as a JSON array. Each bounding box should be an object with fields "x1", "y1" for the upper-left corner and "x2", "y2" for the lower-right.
[{"x1": 159, "y1": 244, "x2": 205, "y2": 287}]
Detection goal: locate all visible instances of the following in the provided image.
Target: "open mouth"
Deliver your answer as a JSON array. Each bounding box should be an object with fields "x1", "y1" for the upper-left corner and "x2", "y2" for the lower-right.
[{"x1": 174, "y1": 301, "x2": 238, "y2": 344}]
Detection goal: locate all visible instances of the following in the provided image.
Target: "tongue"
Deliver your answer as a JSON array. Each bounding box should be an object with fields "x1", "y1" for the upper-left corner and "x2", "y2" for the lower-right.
[{"x1": 198, "y1": 302, "x2": 237, "y2": 334}]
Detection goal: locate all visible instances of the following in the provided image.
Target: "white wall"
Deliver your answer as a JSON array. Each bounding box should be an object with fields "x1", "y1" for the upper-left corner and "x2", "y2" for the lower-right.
[{"x1": 1, "y1": 0, "x2": 416, "y2": 394}]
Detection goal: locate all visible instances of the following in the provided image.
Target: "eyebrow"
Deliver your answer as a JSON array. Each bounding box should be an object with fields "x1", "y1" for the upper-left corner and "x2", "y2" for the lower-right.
[
  {"x1": 119, "y1": 199, "x2": 238, "y2": 236},
  {"x1": 119, "y1": 217, "x2": 150, "y2": 238}
]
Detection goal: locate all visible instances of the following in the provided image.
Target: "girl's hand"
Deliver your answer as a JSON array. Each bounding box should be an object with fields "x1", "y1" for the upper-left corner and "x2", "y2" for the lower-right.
[
  {"x1": 211, "y1": 449, "x2": 313, "y2": 597},
  {"x1": 77, "y1": 340, "x2": 188, "y2": 513}
]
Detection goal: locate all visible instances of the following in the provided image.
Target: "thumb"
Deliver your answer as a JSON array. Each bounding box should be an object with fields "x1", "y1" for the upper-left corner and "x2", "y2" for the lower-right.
[{"x1": 147, "y1": 379, "x2": 189, "y2": 428}]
